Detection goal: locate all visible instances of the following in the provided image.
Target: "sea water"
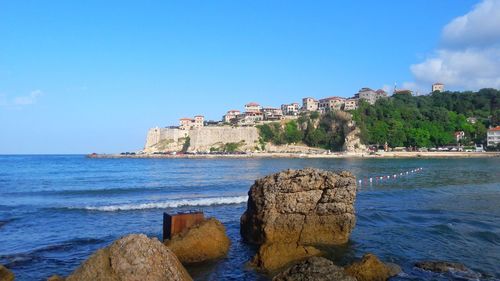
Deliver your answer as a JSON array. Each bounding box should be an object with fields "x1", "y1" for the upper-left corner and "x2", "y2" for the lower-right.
[{"x1": 0, "y1": 155, "x2": 499, "y2": 280}]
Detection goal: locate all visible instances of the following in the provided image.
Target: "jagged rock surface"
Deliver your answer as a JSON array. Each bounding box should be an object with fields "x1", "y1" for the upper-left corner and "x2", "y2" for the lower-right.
[
  {"x1": 66, "y1": 234, "x2": 192, "y2": 281},
  {"x1": 251, "y1": 242, "x2": 321, "y2": 272},
  {"x1": 344, "y1": 254, "x2": 393, "y2": 281},
  {"x1": 343, "y1": 127, "x2": 367, "y2": 153},
  {"x1": 165, "y1": 218, "x2": 230, "y2": 264},
  {"x1": 241, "y1": 168, "x2": 357, "y2": 245},
  {"x1": 0, "y1": 265, "x2": 15, "y2": 281},
  {"x1": 273, "y1": 257, "x2": 357, "y2": 281}
]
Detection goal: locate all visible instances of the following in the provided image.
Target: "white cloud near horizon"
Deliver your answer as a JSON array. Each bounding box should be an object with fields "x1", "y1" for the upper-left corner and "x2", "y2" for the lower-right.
[
  {"x1": 409, "y1": 0, "x2": 500, "y2": 91},
  {"x1": 13, "y1": 90, "x2": 43, "y2": 105},
  {"x1": 0, "y1": 90, "x2": 43, "y2": 108}
]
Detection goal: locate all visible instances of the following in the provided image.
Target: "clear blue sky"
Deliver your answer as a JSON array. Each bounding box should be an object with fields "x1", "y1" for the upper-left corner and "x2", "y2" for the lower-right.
[{"x1": 0, "y1": 0, "x2": 488, "y2": 153}]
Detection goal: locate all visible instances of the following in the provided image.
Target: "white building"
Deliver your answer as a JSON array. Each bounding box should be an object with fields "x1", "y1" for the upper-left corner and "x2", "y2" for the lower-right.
[
  {"x1": 318, "y1": 97, "x2": 345, "y2": 112},
  {"x1": 432, "y1": 83, "x2": 444, "y2": 93},
  {"x1": 302, "y1": 97, "x2": 319, "y2": 112},
  {"x1": 179, "y1": 115, "x2": 204, "y2": 130},
  {"x1": 487, "y1": 126, "x2": 500, "y2": 147},
  {"x1": 262, "y1": 107, "x2": 283, "y2": 120},
  {"x1": 238, "y1": 111, "x2": 263, "y2": 125},
  {"x1": 454, "y1": 131, "x2": 465, "y2": 142},
  {"x1": 281, "y1": 103, "x2": 300, "y2": 115},
  {"x1": 344, "y1": 98, "x2": 358, "y2": 111},
  {"x1": 223, "y1": 110, "x2": 241, "y2": 123},
  {"x1": 245, "y1": 102, "x2": 262, "y2": 113},
  {"x1": 355, "y1": 88, "x2": 387, "y2": 105}
]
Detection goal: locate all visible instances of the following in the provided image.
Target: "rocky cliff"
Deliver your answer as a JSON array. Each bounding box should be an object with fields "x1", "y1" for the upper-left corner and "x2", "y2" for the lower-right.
[{"x1": 144, "y1": 126, "x2": 259, "y2": 153}]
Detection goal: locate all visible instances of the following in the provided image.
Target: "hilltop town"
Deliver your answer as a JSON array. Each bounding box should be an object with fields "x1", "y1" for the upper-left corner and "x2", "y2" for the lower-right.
[
  {"x1": 86, "y1": 83, "x2": 500, "y2": 158},
  {"x1": 177, "y1": 86, "x2": 394, "y2": 130},
  {"x1": 140, "y1": 83, "x2": 462, "y2": 155}
]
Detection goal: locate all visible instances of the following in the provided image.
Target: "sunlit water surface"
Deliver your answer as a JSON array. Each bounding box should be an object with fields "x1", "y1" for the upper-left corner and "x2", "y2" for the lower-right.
[{"x1": 0, "y1": 156, "x2": 499, "y2": 280}]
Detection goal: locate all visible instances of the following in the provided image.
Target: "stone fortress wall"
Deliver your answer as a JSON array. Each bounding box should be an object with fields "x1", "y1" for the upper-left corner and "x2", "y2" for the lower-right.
[{"x1": 144, "y1": 126, "x2": 259, "y2": 153}]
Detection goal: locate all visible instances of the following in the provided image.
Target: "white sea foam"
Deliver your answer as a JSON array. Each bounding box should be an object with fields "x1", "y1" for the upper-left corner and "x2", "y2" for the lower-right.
[{"x1": 79, "y1": 195, "x2": 248, "y2": 211}]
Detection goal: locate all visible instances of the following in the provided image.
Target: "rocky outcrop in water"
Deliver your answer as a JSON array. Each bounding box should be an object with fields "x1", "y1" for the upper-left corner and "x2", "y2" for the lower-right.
[
  {"x1": 251, "y1": 242, "x2": 321, "y2": 272},
  {"x1": 344, "y1": 254, "x2": 395, "y2": 281},
  {"x1": 164, "y1": 218, "x2": 230, "y2": 264},
  {"x1": 0, "y1": 265, "x2": 15, "y2": 281},
  {"x1": 241, "y1": 168, "x2": 357, "y2": 245},
  {"x1": 65, "y1": 234, "x2": 192, "y2": 281},
  {"x1": 272, "y1": 257, "x2": 356, "y2": 281},
  {"x1": 240, "y1": 168, "x2": 357, "y2": 271}
]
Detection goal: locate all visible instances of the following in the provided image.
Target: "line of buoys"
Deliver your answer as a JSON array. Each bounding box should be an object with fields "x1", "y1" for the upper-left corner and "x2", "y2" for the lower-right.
[{"x1": 357, "y1": 167, "x2": 423, "y2": 185}]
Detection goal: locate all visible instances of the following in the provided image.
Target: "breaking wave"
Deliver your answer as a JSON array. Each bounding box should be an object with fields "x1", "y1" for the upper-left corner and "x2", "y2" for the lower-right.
[{"x1": 74, "y1": 195, "x2": 248, "y2": 211}]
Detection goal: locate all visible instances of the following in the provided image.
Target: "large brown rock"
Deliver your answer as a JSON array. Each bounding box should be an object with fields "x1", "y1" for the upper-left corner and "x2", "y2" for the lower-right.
[
  {"x1": 273, "y1": 257, "x2": 356, "y2": 281},
  {"x1": 66, "y1": 234, "x2": 192, "y2": 281},
  {"x1": 0, "y1": 265, "x2": 15, "y2": 281},
  {"x1": 344, "y1": 254, "x2": 393, "y2": 281},
  {"x1": 241, "y1": 168, "x2": 357, "y2": 245},
  {"x1": 251, "y1": 242, "x2": 321, "y2": 272},
  {"x1": 165, "y1": 218, "x2": 230, "y2": 264}
]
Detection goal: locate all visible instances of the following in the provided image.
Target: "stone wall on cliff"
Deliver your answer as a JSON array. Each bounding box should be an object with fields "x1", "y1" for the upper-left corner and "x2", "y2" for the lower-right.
[
  {"x1": 143, "y1": 126, "x2": 259, "y2": 153},
  {"x1": 188, "y1": 127, "x2": 259, "y2": 152}
]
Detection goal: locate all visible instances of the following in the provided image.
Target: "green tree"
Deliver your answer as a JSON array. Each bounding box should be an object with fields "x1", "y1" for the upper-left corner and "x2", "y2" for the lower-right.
[{"x1": 284, "y1": 121, "x2": 303, "y2": 144}]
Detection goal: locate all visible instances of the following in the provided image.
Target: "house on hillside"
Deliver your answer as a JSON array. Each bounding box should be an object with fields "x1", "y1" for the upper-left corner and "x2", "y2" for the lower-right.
[
  {"x1": 432, "y1": 83, "x2": 444, "y2": 92},
  {"x1": 344, "y1": 98, "x2": 358, "y2": 111},
  {"x1": 487, "y1": 126, "x2": 500, "y2": 147},
  {"x1": 355, "y1": 88, "x2": 387, "y2": 105},
  {"x1": 318, "y1": 97, "x2": 345, "y2": 113},
  {"x1": 245, "y1": 102, "x2": 262, "y2": 113},
  {"x1": 281, "y1": 103, "x2": 300, "y2": 116},
  {"x1": 262, "y1": 107, "x2": 284, "y2": 120},
  {"x1": 302, "y1": 97, "x2": 319, "y2": 112},
  {"x1": 179, "y1": 115, "x2": 204, "y2": 130},
  {"x1": 223, "y1": 110, "x2": 241, "y2": 123}
]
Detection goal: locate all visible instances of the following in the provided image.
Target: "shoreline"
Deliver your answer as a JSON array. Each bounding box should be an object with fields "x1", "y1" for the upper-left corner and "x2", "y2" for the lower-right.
[{"x1": 87, "y1": 151, "x2": 500, "y2": 159}]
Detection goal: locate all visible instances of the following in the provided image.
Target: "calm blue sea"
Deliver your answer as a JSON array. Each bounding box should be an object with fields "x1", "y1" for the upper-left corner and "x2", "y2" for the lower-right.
[{"x1": 0, "y1": 155, "x2": 499, "y2": 281}]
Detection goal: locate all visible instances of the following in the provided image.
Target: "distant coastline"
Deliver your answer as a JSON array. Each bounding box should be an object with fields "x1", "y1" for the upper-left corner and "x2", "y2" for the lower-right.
[{"x1": 87, "y1": 151, "x2": 500, "y2": 159}]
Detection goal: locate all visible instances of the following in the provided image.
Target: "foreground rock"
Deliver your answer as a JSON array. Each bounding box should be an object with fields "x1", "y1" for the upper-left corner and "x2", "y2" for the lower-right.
[
  {"x1": 0, "y1": 265, "x2": 15, "y2": 281},
  {"x1": 344, "y1": 254, "x2": 394, "y2": 281},
  {"x1": 165, "y1": 218, "x2": 230, "y2": 264},
  {"x1": 273, "y1": 257, "x2": 356, "y2": 281},
  {"x1": 47, "y1": 275, "x2": 64, "y2": 281},
  {"x1": 66, "y1": 234, "x2": 192, "y2": 281},
  {"x1": 251, "y1": 243, "x2": 321, "y2": 272},
  {"x1": 241, "y1": 168, "x2": 357, "y2": 245}
]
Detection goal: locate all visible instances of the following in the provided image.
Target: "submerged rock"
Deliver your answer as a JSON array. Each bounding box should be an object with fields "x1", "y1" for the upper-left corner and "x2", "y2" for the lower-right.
[
  {"x1": 415, "y1": 260, "x2": 468, "y2": 273},
  {"x1": 47, "y1": 275, "x2": 65, "y2": 281},
  {"x1": 241, "y1": 168, "x2": 357, "y2": 245},
  {"x1": 344, "y1": 254, "x2": 394, "y2": 281},
  {"x1": 385, "y1": 263, "x2": 402, "y2": 277},
  {"x1": 0, "y1": 265, "x2": 15, "y2": 281},
  {"x1": 165, "y1": 217, "x2": 230, "y2": 264},
  {"x1": 251, "y1": 242, "x2": 321, "y2": 272},
  {"x1": 273, "y1": 257, "x2": 356, "y2": 281},
  {"x1": 66, "y1": 234, "x2": 192, "y2": 281},
  {"x1": 415, "y1": 260, "x2": 482, "y2": 279}
]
